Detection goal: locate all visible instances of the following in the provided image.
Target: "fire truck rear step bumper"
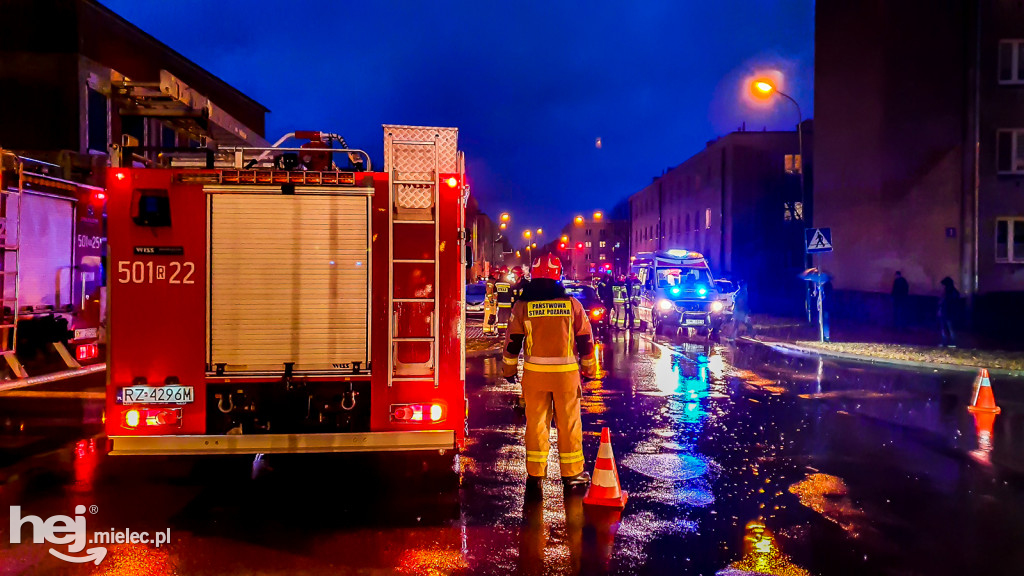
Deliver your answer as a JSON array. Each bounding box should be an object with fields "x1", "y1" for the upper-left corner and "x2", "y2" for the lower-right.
[{"x1": 108, "y1": 430, "x2": 456, "y2": 456}]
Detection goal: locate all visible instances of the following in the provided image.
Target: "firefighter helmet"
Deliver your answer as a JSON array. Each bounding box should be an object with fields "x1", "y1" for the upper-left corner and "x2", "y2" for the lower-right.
[
  {"x1": 511, "y1": 266, "x2": 525, "y2": 279},
  {"x1": 532, "y1": 254, "x2": 563, "y2": 280}
]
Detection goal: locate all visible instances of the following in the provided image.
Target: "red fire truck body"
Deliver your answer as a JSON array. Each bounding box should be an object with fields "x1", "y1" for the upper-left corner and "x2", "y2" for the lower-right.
[
  {"x1": 0, "y1": 151, "x2": 106, "y2": 381},
  {"x1": 105, "y1": 126, "x2": 467, "y2": 456}
]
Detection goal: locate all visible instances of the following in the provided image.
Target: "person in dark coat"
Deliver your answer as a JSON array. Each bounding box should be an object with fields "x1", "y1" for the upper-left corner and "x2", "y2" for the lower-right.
[
  {"x1": 938, "y1": 276, "x2": 959, "y2": 348},
  {"x1": 891, "y1": 271, "x2": 910, "y2": 330}
]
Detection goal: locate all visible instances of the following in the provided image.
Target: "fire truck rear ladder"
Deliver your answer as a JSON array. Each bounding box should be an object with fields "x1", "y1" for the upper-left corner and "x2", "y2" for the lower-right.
[
  {"x1": 387, "y1": 136, "x2": 441, "y2": 387},
  {"x1": 0, "y1": 152, "x2": 27, "y2": 378}
]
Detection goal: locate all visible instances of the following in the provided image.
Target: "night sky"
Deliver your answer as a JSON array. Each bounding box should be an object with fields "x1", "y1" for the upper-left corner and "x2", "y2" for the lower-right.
[{"x1": 102, "y1": 0, "x2": 814, "y2": 237}]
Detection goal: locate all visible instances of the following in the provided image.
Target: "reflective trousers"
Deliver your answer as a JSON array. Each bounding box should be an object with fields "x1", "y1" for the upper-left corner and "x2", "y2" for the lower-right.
[
  {"x1": 523, "y1": 370, "x2": 585, "y2": 478},
  {"x1": 496, "y1": 304, "x2": 512, "y2": 330}
]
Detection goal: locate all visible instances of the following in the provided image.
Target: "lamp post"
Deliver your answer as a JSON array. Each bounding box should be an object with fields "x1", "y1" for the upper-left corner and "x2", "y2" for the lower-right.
[{"x1": 753, "y1": 79, "x2": 812, "y2": 322}]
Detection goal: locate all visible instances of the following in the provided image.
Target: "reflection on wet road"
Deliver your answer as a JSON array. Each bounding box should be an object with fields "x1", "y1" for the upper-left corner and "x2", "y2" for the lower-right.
[{"x1": 3, "y1": 332, "x2": 1024, "y2": 574}]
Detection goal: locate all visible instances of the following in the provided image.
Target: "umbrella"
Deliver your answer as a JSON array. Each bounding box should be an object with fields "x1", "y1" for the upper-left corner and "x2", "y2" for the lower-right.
[{"x1": 799, "y1": 268, "x2": 831, "y2": 284}]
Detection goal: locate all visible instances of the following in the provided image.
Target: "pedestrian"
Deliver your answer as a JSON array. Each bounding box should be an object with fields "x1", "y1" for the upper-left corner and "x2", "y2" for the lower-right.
[
  {"x1": 732, "y1": 280, "x2": 754, "y2": 337},
  {"x1": 891, "y1": 271, "x2": 909, "y2": 330},
  {"x1": 625, "y1": 273, "x2": 639, "y2": 330},
  {"x1": 938, "y1": 276, "x2": 959, "y2": 348},
  {"x1": 502, "y1": 254, "x2": 597, "y2": 496}
]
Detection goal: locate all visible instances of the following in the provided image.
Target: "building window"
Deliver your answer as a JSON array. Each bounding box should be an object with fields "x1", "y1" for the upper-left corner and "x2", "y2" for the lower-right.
[
  {"x1": 599, "y1": 253, "x2": 606, "y2": 261},
  {"x1": 86, "y1": 88, "x2": 109, "y2": 153},
  {"x1": 586, "y1": 229, "x2": 592, "y2": 236},
  {"x1": 599, "y1": 241, "x2": 607, "y2": 248},
  {"x1": 705, "y1": 208, "x2": 711, "y2": 229},
  {"x1": 784, "y1": 154, "x2": 802, "y2": 174},
  {"x1": 600, "y1": 229, "x2": 607, "y2": 239},
  {"x1": 585, "y1": 241, "x2": 592, "y2": 248},
  {"x1": 996, "y1": 217, "x2": 1024, "y2": 263},
  {"x1": 997, "y1": 129, "x2": 1024, "y2": 173},
  {"x1": 999, "y1": 40, "x2": 1024, "y2": 84}
]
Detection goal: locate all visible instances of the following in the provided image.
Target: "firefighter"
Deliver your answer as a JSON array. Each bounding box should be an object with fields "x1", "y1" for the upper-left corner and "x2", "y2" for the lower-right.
[
  {"x1": 502, "y1": 254, "x2": 597, "y2": 493},
  {"x1": 495, "y1": 267, "x2": 514, "y2": 333},
  {"x1": 483, "y1": 268, "x2": 501, "y2": 336},
  {"x1": 510, "y1": 265, "x2": 528, "y2": 300}
]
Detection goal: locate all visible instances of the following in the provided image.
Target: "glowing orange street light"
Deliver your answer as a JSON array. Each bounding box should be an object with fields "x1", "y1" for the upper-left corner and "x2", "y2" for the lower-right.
[
  {"x1": 753, "y1": 80, "x2": 775, "y2": 96},
  {"x1": 560, "y1": 234, "x2": 569, "y2": 243},
  {"x1": 499, "y1": 222, "x2": 507, "y2": 230},
  {"x1": 574, "y1": 215, "x2": 584, "y2": 225},
  {"x1": 531, "y1": 243, "x2": 537, "y2": 249},
  {"x1": 536, "y1": 228, "x2": 543, "y2": 235},
  {"x1": 515, "y1": 250, "x2": 521, "y2": 258},
  {"x1": 523, "y1": 230, "x2": 532, "y2": 239},
  {"x1": 500, "y1": 212, "x2": 510, "y2": 222},
  {"x1": 593, "y1": 211, "x2": 603, "y2": 221}
]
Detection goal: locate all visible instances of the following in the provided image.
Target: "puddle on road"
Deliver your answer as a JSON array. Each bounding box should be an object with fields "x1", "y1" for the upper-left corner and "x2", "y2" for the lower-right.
[{"x1": 787, "y1": 472, "x2": 867, "y2": 538}]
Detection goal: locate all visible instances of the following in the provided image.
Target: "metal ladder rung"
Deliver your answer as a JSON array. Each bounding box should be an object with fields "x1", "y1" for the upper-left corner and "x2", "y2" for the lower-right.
[
  {"x1": 393, "y1": 259, "x2": 435, "y2": 264},
  {"x1": 393, "y1": 298, "x2": 435, "y2": 303},
  {"x1": 0, "y1": 323, "x2": 16, "y2": 329},
  {"x1": 392, "y1": 337, "x2": 435, "y2": 342},
  {"x1": 0, "y1": 245, "x2": 18, "y2": 250},
  {"x1": 393, "y1": 220, "x2": 435, "y2": 225},
  {"x1": 391, "y1": 377, "x2": 436, "y2": 382}
]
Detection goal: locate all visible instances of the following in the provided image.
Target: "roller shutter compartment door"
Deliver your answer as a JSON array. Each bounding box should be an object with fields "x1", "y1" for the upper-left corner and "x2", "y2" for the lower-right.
[{"x1": 210, "y1": 194, "x2": 369, "y2": 372}]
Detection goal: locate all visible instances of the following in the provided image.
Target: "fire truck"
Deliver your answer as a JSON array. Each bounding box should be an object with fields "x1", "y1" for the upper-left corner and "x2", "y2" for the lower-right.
[
  {"x1": 104, "y1": 126, "x2": 468, "y2": 456},
  {"x1": 0, "y1": 151, "x2": 106, "y2": 382}
]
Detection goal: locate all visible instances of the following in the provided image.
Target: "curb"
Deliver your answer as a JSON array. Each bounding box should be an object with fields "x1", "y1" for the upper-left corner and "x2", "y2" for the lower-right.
[
  {"x1": 745, "y1": 338, "x2": 1024, "y2": 378},
  {"x1": 466, "y1": 346, "x2": 502, "y2": 359}
]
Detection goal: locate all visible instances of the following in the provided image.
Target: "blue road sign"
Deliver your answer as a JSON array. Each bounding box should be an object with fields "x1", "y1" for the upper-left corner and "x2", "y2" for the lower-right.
[{"x1": 805, "y1": 227, "x2": 833, "y2": 254}]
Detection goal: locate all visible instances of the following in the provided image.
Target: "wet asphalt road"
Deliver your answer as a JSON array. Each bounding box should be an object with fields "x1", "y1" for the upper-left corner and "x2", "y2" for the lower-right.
[{"x1": 2, "y1": 332, "x2": 1024, "y2": 575}]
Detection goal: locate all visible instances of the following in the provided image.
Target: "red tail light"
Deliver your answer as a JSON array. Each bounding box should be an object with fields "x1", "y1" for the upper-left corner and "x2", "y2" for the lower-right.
[
  {"x1": 76, "y1": 344, "x2": 98, "y2": 361},
  {"x1": 391, "y1": 402, "x2": 447, "y2": 423},
  {"x1": 591, "y1": 308, "x2": 606, "y2": 319},
  {"x1": 445, "y1": 177, "x2": 458, "y2": 188},
  {"x1": 121, "y1": 407, "x2": 181, "y2": 429}
]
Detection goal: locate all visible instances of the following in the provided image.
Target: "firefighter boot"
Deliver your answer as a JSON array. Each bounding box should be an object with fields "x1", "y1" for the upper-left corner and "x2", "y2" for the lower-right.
[
  {"x1": 562, "y1": 471, "x2": 591, "y2": 492},
  {"x1": 526, "y1": 475, "x2": 544, "y2": 500}
]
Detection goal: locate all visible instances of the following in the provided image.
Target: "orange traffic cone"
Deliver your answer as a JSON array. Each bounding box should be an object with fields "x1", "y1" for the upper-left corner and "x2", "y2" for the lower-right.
[
  {"x1": 583, "y1": 427, "x2": 628, "y2": 509},
  {"x1": 967, "y1": 369, "x2": 1001, "y2": 415}
]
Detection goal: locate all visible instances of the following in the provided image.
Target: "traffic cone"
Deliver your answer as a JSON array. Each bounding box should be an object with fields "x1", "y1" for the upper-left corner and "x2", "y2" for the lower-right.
[
  {"x1": 967, "y1": 368, "x2": 1001, "y2": 415},
  {"x1": 583, "y1": 427, "x2": 628, "y2": 509}
]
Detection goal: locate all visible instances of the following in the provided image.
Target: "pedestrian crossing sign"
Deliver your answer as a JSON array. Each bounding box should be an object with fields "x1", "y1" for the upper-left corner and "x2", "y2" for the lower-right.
[{"x1": 805, "y1": 227, "x2": 833, "y2": 253}]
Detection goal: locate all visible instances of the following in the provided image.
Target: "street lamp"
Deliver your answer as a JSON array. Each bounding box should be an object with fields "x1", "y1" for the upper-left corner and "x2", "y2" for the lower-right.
[
  {"x1": 536, "y1": 228, "x2": 543, "y2": 236},
  {"x1": 561, "y1": 234, "x2": 569, "y2": 243},
  {"x1": 500, "y1": 212, "x2": 510, "y2": 223},
  {"x1": 752, "y1": 79, "x2": 805, "y2": 223},
  {"x1": 753, "y1": 77, "x2": 812, "y2": 321},
  {"x1": 593, "y1": 211, "x2": 603, "y2": 221},
  {"x1": 499, "y1": 222, "x2": 507, "y2": 230},
  {"x1": 574, "y1": 215, "x2": 584, "y2": 226}
]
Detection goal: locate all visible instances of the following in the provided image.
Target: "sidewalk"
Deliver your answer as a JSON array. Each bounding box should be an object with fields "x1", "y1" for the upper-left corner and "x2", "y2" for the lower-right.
[
  {"x1": 466, "y1": 318, "x2": 503, "y2": 357},
  {"x1": 746, "y1": 315, "x2": 1024, "y2": 376}
]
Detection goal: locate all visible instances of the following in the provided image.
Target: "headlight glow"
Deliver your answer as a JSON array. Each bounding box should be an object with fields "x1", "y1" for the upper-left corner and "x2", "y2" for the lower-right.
[
  {"x1": 658, "y1": 299, "x2": 674, "y2": 312},
  {"x1": 711, "y1": 301, "x2": 724, "y2": 312}
]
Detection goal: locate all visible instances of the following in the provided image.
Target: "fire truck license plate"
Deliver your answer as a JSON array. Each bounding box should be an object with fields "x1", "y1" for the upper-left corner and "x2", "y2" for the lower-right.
[{"x1": 119, "y1": 386, "x2": 194, "y2": 405}]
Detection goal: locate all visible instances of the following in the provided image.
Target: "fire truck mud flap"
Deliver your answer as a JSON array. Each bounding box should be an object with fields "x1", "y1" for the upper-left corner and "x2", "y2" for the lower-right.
[{"x1": 107, "y1": 430, "x2": 456, "y2": 456}]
